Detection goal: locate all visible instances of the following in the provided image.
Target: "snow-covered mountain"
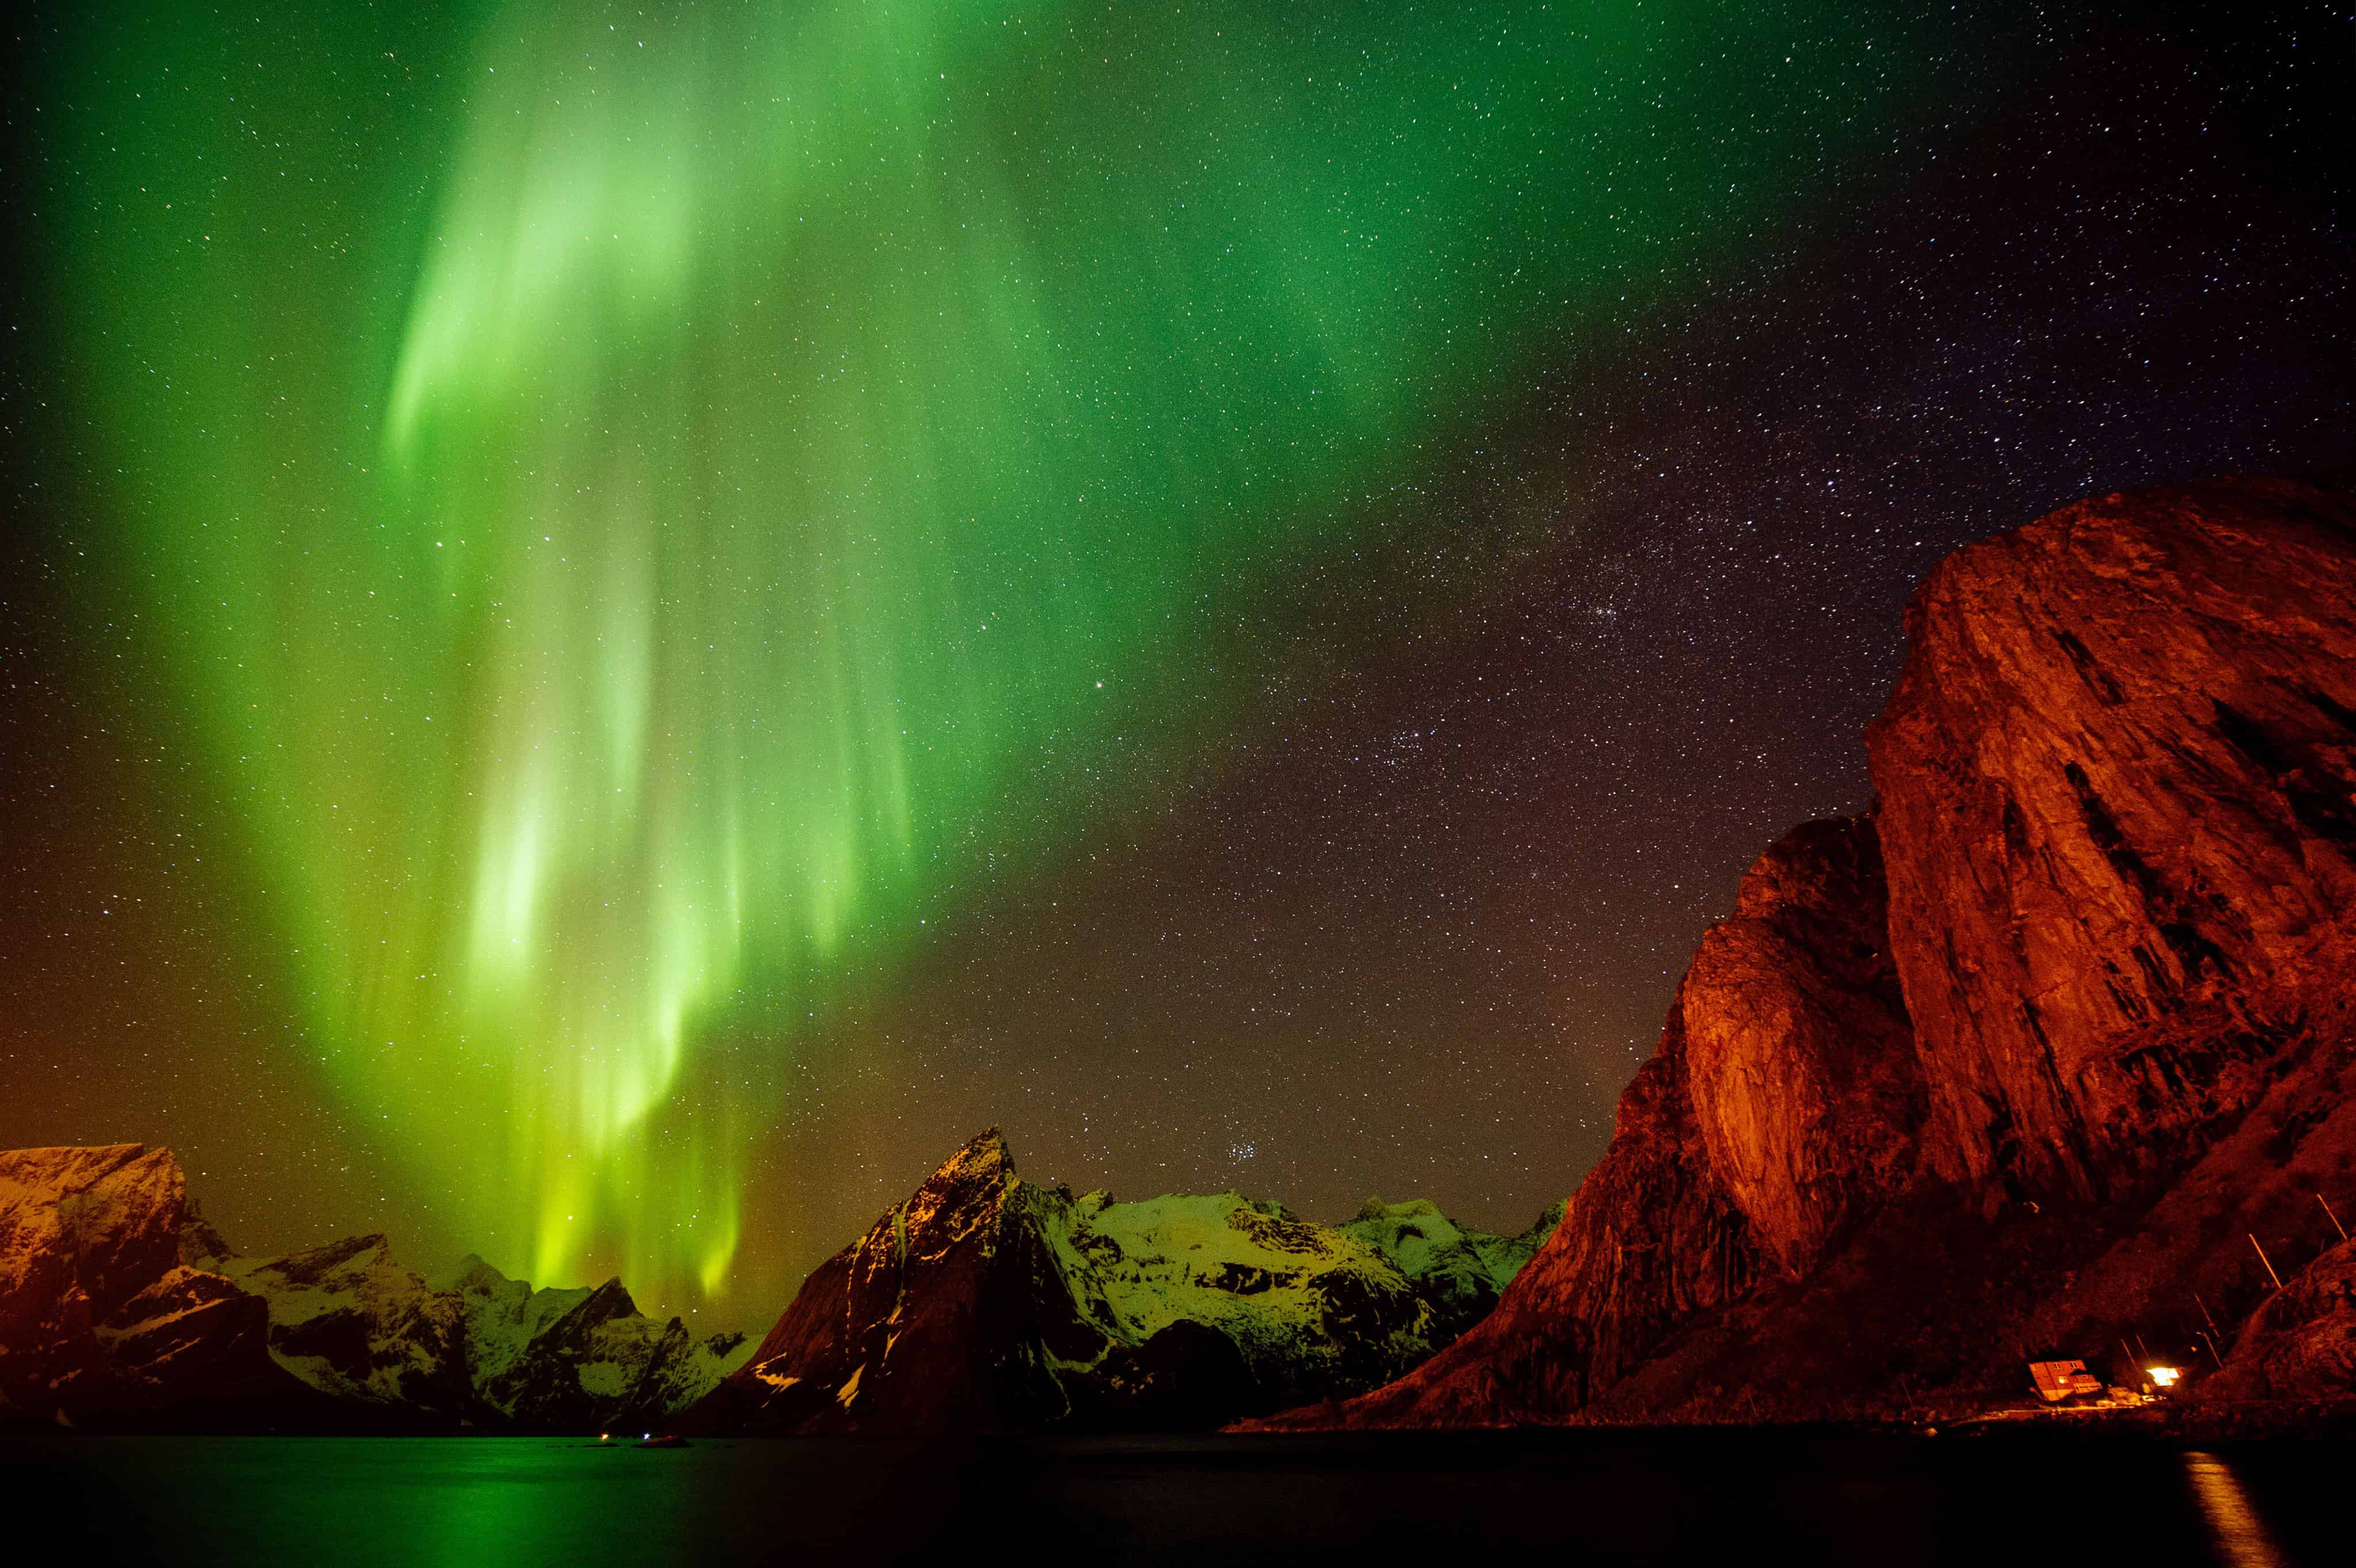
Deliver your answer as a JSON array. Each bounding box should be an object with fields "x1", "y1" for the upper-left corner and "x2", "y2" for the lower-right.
[
  {"x1": 1, "y1": 1145, "x2": 310, "y2": 1431},
  {"x1": 690, "y1": 1129, "x2": 1556, "y2": 1434},
  {"x1": 203, "y1": 1234, "x2": 472, "y2": 1418},
  {"x1": 7, "y1": 1136, "x2": 1542, "y2": 1435},
  {"x1": 1, "y1": 1143, "x2": 747, "y2": 1432},
  {"x1": 430, "y1": 1255, "x2": 749, "y2": 1432},
  {"x1": 1337, "y1": 1196, "x2": 1559, "y2": 1340}
]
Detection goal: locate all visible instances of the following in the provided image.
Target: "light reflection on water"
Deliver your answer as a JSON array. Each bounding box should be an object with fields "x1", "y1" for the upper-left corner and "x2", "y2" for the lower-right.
[
  {"x1": 2183, "y1": 1451, "x2": 2288, "y2": 1568},
  {"x1": 0, "y1": 1431, "x2": 2338, "y2": 1567}
]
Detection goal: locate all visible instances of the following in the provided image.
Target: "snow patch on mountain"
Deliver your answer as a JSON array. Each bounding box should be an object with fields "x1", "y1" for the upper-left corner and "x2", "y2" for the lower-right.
[
  {"x1": 214, "y1": 1234, "x2": 467, "y2": 1410},
  {"x1": 1023, "y1": 1187, "x2": 1416, "y2": 1389},
  {"x1": 1341, "y1": 1196, "x2": 1562, "y2": 1330}
]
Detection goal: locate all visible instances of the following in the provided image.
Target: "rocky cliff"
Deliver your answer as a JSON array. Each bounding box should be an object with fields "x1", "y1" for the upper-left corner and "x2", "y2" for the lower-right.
[
  {"x1": 1872, "y1": 475, "x2": 2356, "y2": 1204},
  {"x1": 0, "y1": 1143, "x2": 748, "y2": 1432},
  {"x1": 688, "y1": 1127, "x2": 1556, "y2": 1434},
  {"x1": 1253, "y1": 472, "x2": 2356, "y2": 1428},
  {"x1": 0, "y1": 1145, "x2": 307, "y2": 1430}
]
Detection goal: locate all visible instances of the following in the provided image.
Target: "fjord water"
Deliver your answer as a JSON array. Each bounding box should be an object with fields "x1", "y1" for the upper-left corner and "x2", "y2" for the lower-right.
[{"x1": 5, "y1": 1431, "x2": 2339, "y2": 1566}]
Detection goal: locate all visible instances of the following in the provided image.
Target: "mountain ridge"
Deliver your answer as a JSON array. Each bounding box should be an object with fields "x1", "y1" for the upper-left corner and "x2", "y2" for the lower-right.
[
  {"x1": 0, "y1": 1142, "x2": 749, "y2": 1433},
  {"x1": 1246, "y1": 471, "x2": 2356, "y2": 1430},
  {"x1": 687, "y1": 1126, "x2": 1557, "y2": 1434}
]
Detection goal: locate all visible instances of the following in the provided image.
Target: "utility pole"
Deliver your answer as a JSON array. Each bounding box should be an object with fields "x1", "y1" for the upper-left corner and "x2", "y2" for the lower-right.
[
  {"x1": 2249, "y1": 1233, "x2": 2284, "y2": 1291},
  {"x1": 2319, "y1": 1192, "x2": 2348, "y2": 1243}
]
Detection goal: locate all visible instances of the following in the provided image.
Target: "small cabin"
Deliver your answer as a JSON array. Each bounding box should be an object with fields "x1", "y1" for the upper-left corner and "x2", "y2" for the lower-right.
[{"x1": 2027, "y1": 1358, "x2": 2103, "y2": 1403}]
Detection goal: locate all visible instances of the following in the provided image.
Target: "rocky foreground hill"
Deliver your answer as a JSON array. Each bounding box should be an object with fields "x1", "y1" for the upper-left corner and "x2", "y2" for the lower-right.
[
  {"x1": 0, "y1": 1143, "x2": 749, "y2": 1433},
  {"x1": 1249, "y1": 472, "x2": 2356, "y2": 1430},
  {"x1": 685, "y1": 1128, "x2": 1557, "y2": 1433}
]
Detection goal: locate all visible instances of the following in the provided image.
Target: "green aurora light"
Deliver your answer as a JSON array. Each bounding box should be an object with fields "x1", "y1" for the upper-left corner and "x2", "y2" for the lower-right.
[{"x1": 47, "y1": 0, "x2": 1961, "y2": 1301}]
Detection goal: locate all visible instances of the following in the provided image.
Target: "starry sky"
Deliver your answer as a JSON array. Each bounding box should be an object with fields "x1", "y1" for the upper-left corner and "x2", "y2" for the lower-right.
[{"x1": 1, "y1": 2, "x2": 2349, "y2": 1320}]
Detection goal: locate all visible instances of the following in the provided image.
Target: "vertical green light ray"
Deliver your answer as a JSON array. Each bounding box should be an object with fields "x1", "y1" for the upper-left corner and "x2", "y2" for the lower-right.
[{"x1": 49, "y1": 0, "x2": 1967, "y2": 1301}]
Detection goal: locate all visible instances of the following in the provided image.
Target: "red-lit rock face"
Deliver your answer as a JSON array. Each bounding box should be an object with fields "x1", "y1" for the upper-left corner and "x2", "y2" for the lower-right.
[
  {"x1": 1252, "y1": 472, "x2": 2356, "y2": 1430},
  {"x1": 1869, "y1": 477, "x2": 2356, "y2": 1203},
  {"x1": 1249, "y1": 815, "x2": 1918, "y2": 1427},
  {"x1": 0, "y1": 1143, "x2": 280, "y2": 1426},
  {"x1": 1681, "y1": 817, "x2": 1921, "y2": 1276},
  {"x1": 0, "y1": 1144, "x2": 186, "y2": 1338},
  {"x1": 1347, "y1": 1028, "x2": 1736, "y2": 1424},
  {"x1": 2202, "y1": 1236, "x2": 2356, "y2": 1402}
]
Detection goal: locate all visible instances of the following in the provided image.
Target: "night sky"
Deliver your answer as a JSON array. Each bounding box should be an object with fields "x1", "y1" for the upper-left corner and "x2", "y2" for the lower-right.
[{"x1": 2, "y1": 2, "x2": 2349, "y2": 1321}]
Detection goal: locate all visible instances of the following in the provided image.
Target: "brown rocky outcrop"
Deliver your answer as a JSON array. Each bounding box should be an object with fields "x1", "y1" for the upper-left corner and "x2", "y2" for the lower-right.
[
  {"x1": 1254, "y1": 815, "x2": 1923, "y2": 1426},
  {"x1": 1253, "y1": 471, "x2": 2356, "y2": 1429},
  {"x1": 690, "y1": 1128, "x2": 1104, "y2": 1434},
  {"x1": 0, "y1": 1144, "x2": 295, "y2": 1429},
  {"x1": 2198, "y1": 1236, "x2": 2356, "y2": 1403}
]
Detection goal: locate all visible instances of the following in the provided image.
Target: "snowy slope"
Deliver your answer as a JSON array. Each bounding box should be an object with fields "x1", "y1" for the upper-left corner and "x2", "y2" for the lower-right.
[
  {"x1": 430, "y1": 1255, "x2": 751, "y2": 1430},
  {"x1": 1026, "y1": 1187, "x2": 1438, "y2": 1400},
  {"x1": 214, "y1": 1235, "x2": 470, "y2": 1413},
  {"x1": 1338, "y1": 1196, "x2": 1563, "y2": 1338},
  {"x1": 213, "y1": 1240, "x2": 751, "y2": 1431}
]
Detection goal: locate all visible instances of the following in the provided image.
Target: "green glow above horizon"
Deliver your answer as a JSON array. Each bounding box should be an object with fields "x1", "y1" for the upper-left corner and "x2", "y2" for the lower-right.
[{"x1": 49, "y1": 0, "x2": 1956, "y2": 1302}]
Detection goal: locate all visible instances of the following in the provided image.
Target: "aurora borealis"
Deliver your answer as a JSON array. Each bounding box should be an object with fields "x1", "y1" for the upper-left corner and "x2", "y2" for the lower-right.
[{"x1": 4, "y1": 3, "x2": 2350, "y2": 1311}]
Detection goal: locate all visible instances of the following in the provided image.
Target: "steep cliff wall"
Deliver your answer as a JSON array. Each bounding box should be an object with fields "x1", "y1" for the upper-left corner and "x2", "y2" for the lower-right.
[
  {"x1": 1870, "y1": 476, "x2": 2356, "y2": 1203},
  {"x1": 1256, "y1": 472, "x2": 2356, "y2": 1429},
  {"x1": 696, "y1": 1129, "x2": 1098, "y2": 1434},
  {"x1": 1257, "y1": 816, "x2": 1923, "y2": 1426},
  {"x1": 0, "y1": 1144, "x2": 295, "y2": 1429},
  {"x1": 1682, "y1": 819, "x2": 1922, "y2": 1275}
]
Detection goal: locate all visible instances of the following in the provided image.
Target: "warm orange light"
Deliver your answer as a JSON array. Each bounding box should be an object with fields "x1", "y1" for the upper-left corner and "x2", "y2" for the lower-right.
[{"x1": 2148, "y1": 1367, "x2": 2180, "y2": 1388}]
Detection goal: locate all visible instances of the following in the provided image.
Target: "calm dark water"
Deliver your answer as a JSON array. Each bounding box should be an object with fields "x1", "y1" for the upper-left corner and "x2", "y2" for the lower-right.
[{"x1": 2, "y1": 1429, "x2": 2341, "y2": 1566}]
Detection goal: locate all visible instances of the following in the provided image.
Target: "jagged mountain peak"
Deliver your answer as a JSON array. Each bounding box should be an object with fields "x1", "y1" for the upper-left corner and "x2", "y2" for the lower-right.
[
  {"x1": 236, "y1": 1231, "x2": 400, "y2": 1284},
  {"x1": 0, "y1": 1142, "x2": 749, "y2": 1434},
  {"x1": 922, "y1": 1124, "x2": 1014, "y2": 1188},
  {"x1": 691, "y1": 1129, "x2": 1555, "y2": 1435},
  {"x1": 889, "y1": 1125, "x2": 1021, "y2": 1245},
  {"x1": 423, "y1": 1252, "x2": 512, "y2": 1295},
  {"x1": 576, "y1": 1276, "x2": 642, "y2": 1321}
]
